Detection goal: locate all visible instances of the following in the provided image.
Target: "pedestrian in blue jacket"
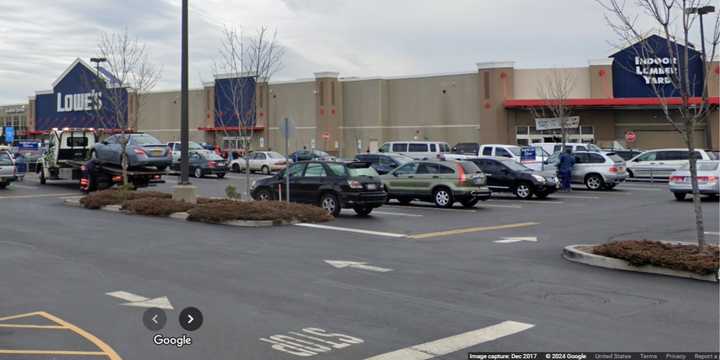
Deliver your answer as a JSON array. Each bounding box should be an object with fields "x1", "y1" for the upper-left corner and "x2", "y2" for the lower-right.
[{"x1": 558, "y1": 148, "x2": 575, "y2": 192}]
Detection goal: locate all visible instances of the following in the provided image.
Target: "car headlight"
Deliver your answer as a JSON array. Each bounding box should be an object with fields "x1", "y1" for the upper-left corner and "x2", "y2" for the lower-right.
[
  {"x1": 250, "y1": 180, "x2": 257, "y2": 190},
  {"x1": 532, "y1": 174, "x2": 546, "y2": 183}
]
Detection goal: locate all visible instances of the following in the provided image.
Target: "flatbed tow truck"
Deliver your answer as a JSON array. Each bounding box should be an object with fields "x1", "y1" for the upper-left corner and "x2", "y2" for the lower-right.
[{"x1": 37, "y1": 128, "x2": 166, "y2": 192}]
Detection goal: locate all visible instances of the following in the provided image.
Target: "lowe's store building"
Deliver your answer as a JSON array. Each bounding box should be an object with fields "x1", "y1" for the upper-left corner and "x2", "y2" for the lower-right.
[{"x1": 10, "y1": 35, "x2": 720, "y2": 156}]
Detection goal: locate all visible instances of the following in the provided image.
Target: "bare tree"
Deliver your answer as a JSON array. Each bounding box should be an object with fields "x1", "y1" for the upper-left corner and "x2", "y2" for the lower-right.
[
  {"x1": 529, "y1": 69, "x2": 578, "y2": 149},
  {"x1": 214, "y1": 26, "x2": 284, "y2": 199},
  {"x1": 598, "y1": 0, "x2": 720, "y2": 249},
  {"x1": 87, "y1": 29, "x2": 161, "y2": 186}
]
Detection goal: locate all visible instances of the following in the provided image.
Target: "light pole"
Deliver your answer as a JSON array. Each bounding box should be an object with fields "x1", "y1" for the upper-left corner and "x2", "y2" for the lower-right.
[
  {"x1": 89, "y1": 57, "x2": 107, "y2": 108},
  {"x1": 687, "y1": 5, "x2": 715, "y2": 147}
]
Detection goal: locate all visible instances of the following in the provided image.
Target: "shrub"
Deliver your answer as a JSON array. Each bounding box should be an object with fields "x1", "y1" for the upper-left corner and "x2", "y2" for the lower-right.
[
  {"x1": 122, "y1": 198, "x2": 194, "y2": 217},
  {"x1": 80, "y1": 189, "x2": 171, "y2": 209},
  {"x1": 593, "y1": 240, "x2": 720, "y2": 275},
  {"x1": 225, "y1": 184, "x2": 241, "y2": 200},
  {"x1": 187, "y1": 200, "x2": 333, "y2": 224}
]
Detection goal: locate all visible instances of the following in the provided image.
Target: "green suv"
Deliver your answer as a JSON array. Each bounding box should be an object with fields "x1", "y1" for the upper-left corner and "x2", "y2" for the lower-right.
[{"x1": 381, "y1": 160, "x2": 491, "y2": 208}]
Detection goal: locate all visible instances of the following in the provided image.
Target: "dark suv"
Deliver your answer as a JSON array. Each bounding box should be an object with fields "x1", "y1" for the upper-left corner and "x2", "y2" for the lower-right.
[
  {"x1": 354, "y1": 153, "x2": 413, "y2": 175},
  {"x1": 250, "y1": 161, "x2": 386, "y2": 216},
  {"x1": 469, "y1": 157, "x2": 557, "y2": 199}
]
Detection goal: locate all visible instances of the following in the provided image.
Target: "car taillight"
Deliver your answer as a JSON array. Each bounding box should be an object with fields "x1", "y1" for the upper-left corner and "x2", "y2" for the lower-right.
[
  {"x1": 347, "y1": 180, "x2": 363, "y2": 189},
  {"x1": 669, "y1": 176, "x2": 684, "y2": 183},
  {"x1": 133, "y1": 148, "x2": 146, "y2": 156},
  {"x1": 696, "y1": 176, "x2": 714, "y2": 184},
  {"x1": 112, "y1": 176, "x2": 122, "y2": 182},
  {"x1": 208, "y1": 161, "x2": 217, "y2": 168},
  {"x1": 456, "y1": 164, "x2": 466, "y2": 182},
  {"x1": 708, "y1": 176, "x2": 719, "y2": 184},
  {"x1": 608, "y1": 166, "x2": 618, "y2": 173}
]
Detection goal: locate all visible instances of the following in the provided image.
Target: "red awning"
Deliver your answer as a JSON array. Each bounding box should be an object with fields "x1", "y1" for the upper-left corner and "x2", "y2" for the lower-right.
[
  {"x1": 504, "y1": 97, "x2": 720, "y2": 109},
  {"x1": 198, "y1": 126, "x2": 265, "y2": 132},
  {"x1": 28, "y1": 128, "x2": 133, "y2": 135}
]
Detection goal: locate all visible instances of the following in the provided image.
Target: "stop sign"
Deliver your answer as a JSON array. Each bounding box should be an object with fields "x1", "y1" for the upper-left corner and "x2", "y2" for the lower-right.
[
  {"x1": 322, "y1": 132, "x2": 330, "y2": 140},
  {"x1": 625, "y1": 131, "x2": 637, "y2": 143}
]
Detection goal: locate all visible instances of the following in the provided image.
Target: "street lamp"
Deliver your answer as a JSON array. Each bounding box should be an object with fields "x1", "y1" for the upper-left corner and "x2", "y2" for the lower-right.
[{"x1": 687, "y1": 5, "x2": 715, "y2": 147}]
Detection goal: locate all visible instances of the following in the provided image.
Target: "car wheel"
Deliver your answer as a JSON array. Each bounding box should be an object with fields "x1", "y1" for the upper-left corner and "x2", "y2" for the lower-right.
[
  {"x1": 194, "y1": 168, "x2": 203, "y2": 178},
  {"x1": 232, "y1": 163, "x2": 240, "y2": 173},
  {"x1": 256, "y1": 188, "x2": 273, "y2": 201},
  {"x1": 433, "y1": 187, "x2": 454, "y2": 208},
  {"x1": 320, "y1": 192, "x2": 341, "y2": 217},
  {"x1": 217, "y1": 173, "x2": 226, "y2": 179},
  {"x1": 585, "y1": 174, "x2": 604, "y2": 190},
  {"x1": 0, "y1": 183, "x2": 7, "y2": 189},
  {"x1": 261, "y1": 165, "x2": 271, "y2": 175},
  {"x1": 627, "y1": 169, "x2": 634, "y2": 178},
  {"x1": 673, "y1": 192, "x2": 686, "y2": 201},
  {"x1": 353, "y1": 206, "x2": 373, "y2": 216},
  {"x1": 514, "y1": 182, "x2": 533, "y2": 200},
  {"x1": 461, "y1": 198, "x2": 479, "y2": 208}
]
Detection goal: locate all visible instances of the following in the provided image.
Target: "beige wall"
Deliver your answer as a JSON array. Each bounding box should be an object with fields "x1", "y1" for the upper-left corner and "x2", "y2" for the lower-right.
[
  {"x1": 136, "y1": 89, "x2": 207, "y2": 143},
  {"x1": 267, "y1": 81, "x2": 317, "y2": 153},
  {"x1": 513, "y1": 68, "x2": 591, "y2": 100}
]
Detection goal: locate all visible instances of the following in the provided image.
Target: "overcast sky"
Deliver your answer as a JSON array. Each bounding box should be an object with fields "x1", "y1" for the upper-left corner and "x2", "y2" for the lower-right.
[{"x1": 0, "y1": 0, "x2": 714, "y2": 104}]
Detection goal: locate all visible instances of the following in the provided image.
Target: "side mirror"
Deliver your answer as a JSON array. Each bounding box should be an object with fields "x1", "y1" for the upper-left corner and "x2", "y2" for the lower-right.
[
  {"x1": 392, "y1": 172, "x2": 399, "y2": 177},
  {"x1": 378, "y1": 148, "x2": 384, "y2": 153}
]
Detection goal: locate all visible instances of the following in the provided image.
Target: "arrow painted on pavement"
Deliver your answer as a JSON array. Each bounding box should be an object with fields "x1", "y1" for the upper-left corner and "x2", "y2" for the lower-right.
[
  {"x1": 494, "y1": 237, "x2": 538, "y2": 244},
  {"x1": 106, "y1": 291, "x2": 174, "y2": 310},
  {"x1": 324, "y1": 260, "x2": 393, "y2": 273}
]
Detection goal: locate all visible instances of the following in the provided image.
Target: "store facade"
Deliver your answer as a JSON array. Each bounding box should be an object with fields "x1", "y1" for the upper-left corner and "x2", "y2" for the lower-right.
[{"x1": 12, "y1": 35, "x2": 720, "y2": 155}]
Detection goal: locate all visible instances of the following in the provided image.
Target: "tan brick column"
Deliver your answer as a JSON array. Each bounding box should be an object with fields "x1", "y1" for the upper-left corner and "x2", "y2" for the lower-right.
[
  {"x1": 589, "y1": 58, "x2": 614, "y2": 99},
  {"x1": 256, "y1": 79, "x2": 270, "y2": 149},
  {"x1": 314, "y1": 72, "x2": 343, "y2": 155},
  {"x1": 477, "y1": 62, "x2": 515, "y2": 144}
]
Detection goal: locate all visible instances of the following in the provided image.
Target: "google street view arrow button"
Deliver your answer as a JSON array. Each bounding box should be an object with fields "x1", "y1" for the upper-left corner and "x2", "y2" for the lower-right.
[
  {"x1": 143, "y1": 308, "x2": 166, "y2": 331},
  {"x1": 179, "y1": 307, "x2": 203, "y2": 331}
]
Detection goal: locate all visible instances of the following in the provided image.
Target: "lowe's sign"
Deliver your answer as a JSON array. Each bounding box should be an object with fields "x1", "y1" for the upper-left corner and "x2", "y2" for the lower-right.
[
  {"x1": 35, "y1": 58, "x2": 126, "y2": 130},
  {"x1": 611, "y1": 35, "x2": 703, "y2": 98}
]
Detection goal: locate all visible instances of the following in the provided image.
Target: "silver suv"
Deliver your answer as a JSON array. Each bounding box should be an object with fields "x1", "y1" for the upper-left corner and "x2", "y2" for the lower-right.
[
  {"x1": 0, "y1": 149, "x2": 16, "y2": 189},
  {"x1": 544, "y1": 151, "x2": 627, "y2": 190}
]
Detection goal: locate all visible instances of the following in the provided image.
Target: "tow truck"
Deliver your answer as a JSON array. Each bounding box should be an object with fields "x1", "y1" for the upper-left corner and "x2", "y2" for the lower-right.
[{"x1": 37, "y1": 128, "x2": 166, "y2": 192}]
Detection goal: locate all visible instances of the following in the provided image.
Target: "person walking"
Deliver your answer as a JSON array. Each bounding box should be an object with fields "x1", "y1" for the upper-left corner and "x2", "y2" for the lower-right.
[{"x1": 558, "y1": 147, "x2": 575, "y2": 192}]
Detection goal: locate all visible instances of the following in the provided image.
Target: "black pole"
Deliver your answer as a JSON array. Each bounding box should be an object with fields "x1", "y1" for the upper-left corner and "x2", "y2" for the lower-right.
[
  {"x1": 699, "y1": 13, "x2": 708, "y2": 95},
  {"x1": 180, "y1": 0, "x2": 189, "y2": 184}
]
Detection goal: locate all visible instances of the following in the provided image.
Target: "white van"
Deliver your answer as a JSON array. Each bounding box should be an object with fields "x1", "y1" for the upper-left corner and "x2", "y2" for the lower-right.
[
  {"x1": 379, "y1": 141, "x2": 451, "y2": 160},
  {"x1": 627, "y1": 148, "x2": 718, "y2": 179}
]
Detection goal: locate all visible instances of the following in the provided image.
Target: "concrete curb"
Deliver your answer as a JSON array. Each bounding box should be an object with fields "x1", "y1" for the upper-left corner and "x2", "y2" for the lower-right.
[
  {"x1": 563, "y1": 244, "x2": 719, "y2": 283},
  {"x1": 64, "y1": 200, "x2": 292, "y2": 228}
]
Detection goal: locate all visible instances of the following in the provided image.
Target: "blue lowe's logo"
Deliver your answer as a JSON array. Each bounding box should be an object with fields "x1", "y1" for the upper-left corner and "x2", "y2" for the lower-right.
[{"x1": 56, "y1": 90, "x2": 103, "y2": 112}]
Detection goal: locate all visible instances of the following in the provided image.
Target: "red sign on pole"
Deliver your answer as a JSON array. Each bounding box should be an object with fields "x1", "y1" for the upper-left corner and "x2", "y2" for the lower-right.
[
  {"x1": 322, "y1": 132, "x2": 330, "y2": 140},
  {"x1": 625, "y1": 131, "x2": 637, "y2": 143}
]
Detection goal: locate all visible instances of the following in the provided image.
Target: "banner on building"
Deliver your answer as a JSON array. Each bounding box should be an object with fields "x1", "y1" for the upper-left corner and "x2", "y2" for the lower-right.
[{"x1": 535, "y1": 116, "x2": 580, "y2": 131}]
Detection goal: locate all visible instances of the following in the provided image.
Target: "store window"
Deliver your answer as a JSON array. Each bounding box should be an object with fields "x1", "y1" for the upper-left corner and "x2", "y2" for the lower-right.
[{"x1": 515, "y1": 125, "x2": 595, "y2": 145}]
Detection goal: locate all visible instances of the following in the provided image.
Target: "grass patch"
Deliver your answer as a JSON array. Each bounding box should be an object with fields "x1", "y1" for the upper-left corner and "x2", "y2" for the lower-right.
[
  {"x1": 593, "y1": 240, "x2": 720, "y2": 276},
  {"x1": 187, "y1": 200, "x2": 333, "y2": 224},
  {"x1": 80, "y1": 189, "x2": 171, "y2": 209},
  {"x1": 122, "y1": 198, "x2": 194, "y2": 217}
]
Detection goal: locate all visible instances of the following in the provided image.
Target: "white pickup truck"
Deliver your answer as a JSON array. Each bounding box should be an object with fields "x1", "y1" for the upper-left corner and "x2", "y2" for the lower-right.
[
  {"x1": 0, "y1": 148, "x2": 16, "y2": 189},
  {"x1": 441, "y1": 144, "x2": 550, "y2": 171}
]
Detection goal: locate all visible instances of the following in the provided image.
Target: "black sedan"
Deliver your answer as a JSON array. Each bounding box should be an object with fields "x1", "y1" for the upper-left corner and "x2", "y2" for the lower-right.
[
  {"x1": 171, "y1": 151, "x2": 228, "y2": 178},
  {"x1": 468, "y1": 157, "x2": 558, "y2": 199},
  {"x1": 250, "y1": 161, "x2": 386, "y2": 216}
]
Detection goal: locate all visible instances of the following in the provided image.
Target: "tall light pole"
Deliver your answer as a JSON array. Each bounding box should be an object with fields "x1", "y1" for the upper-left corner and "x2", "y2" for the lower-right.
[
  {"x1": 89, "y1": 57, "x2": 107, "y2": 110},
  {"x1": 180, "y1": 0, "x2": 190, "y2": 185},
  {"x1": 687, "y1": 5, "x2": 715, "y2": 147}
]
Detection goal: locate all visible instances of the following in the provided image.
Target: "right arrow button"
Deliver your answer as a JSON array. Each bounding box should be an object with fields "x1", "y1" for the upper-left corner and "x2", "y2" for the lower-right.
[{"x1": 179, "y1": 307, "x2": 203, "y2": 331}]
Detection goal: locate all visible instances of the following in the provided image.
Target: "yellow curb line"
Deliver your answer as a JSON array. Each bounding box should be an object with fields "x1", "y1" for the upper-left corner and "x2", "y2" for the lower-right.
[{"x1": 408, "y1": 222, "x2": 540, "y2": 239}]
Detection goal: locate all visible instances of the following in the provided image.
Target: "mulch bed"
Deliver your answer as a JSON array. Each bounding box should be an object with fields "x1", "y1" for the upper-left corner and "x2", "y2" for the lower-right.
[
  {"x1": 593, "y1": 240, "x2": 720, "y2": 276},
  {"x1": 187, "y1": 200, "x2": 333, "y2": 224},
  {"x1": 79, "y1": 189, "x2": 333, "y2": 224}
]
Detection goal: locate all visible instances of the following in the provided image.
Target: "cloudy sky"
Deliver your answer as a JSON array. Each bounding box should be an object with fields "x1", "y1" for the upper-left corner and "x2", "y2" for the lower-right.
[{"x1": 0, "y1": 0, "x2": 713, "y2": 104}]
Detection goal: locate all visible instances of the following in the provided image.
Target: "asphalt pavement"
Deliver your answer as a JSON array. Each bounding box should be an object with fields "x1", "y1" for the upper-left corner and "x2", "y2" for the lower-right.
[{"x1": 0, "y1": 174, "x2": 718, "y2": 359}]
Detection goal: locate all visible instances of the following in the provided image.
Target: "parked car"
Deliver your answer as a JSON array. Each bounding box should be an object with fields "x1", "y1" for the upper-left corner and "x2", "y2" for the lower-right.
[
  {"x1": 607, "y1": 149, "x2": 643, "y2": 161},
  {"x1": 468, "y1": 157, "x2": 558, "y2": 199},
  {"x1": 668, "y1": 160, "x2": 720, "y2": 201},
  {"x1": 538, "y1": 142, "x2": 602, "y2": 155},
  {"x1": 381, "y1": 160, "x2": 490, "y2": 208},
  {"x1": 250, "y1": 161, "x2": 386, "y2": 216},
  {"x1": 627, "y1": 148, "x2": 718, "y2": 179},
  {"x1": 92, "y1": 133, "x2": 171, "y2": 170},
  {"x1": 0, "y1": 149, "x2": 16, "y2": 189},
  {"x1": 230, "y1": 151, "x2": 288, "y2": 174},
  {"x1": 354, "y1": 153, "x2": 413, "y2": 175},
  {"x1": 378, "y1": 141, "x2": 451, "y2": 160},
  {"x1": 544, "y1": 151, "x2": 627, "y2": 190},
  {"x1": 290, "y1": 149, "x2": 335, "y2": 162},
  {"x1": 167, "y1": 141, "x2": 210, "y2": 163},
  {"x1": 171, "y1": 151, "x2": 228, "y2": 178}
]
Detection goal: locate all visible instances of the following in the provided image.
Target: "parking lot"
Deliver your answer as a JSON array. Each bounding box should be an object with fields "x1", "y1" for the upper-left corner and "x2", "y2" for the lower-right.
[{"x1": 0, "y1": 172, "x2": 718, "y2": 359}]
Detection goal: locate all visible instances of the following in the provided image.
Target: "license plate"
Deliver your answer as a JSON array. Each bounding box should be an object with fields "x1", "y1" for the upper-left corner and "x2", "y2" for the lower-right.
[
  {"x1": 217, "y1": 162, "x2": 225, "y2": 166},
  {"x1": 150, "y1": 150, "x2": 163, "y2": 156},
  {"x1": 366, "y1": 184, "x2": 377, "y2": 190}
]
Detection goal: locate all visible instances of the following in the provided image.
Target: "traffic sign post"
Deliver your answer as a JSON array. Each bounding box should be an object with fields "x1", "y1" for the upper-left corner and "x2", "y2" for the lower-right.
[{"x1": 280, "y1": 118, "x2": 295, "y2": 202}]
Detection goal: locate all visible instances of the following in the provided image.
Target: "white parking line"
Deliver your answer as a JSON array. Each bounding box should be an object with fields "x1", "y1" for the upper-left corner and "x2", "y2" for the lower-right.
[
  {"x1": 370, "y1": 211, "x2": 424, "y2": 217},
  {"x1": 616, "y1": 187, "x2": 662, "y2": 191},
  {"x1": 481, "y1": 204, "x2": 523, "y2": 209},
  {"x1": 364, "y1": 320, "x2": 534, "y2": 360},
  {"x1": 0, "y1": 193, "x2": 79, "y2": 200},
  {"x1": 295, "y1": 223, "x2": 407, "y2": 238},
  {"x1": 705, "y1": 232, "x2": 720, "y2": 236},
  {"x1": 9, "y1": 184, "x2": 39, "y2": 190},
  {"x1": 384, "y1": 205, "x2": 477, "y2": 213},
  {"x1": 552, "y1": 195, "x2": 601, "y2": 199},
  {"x1": 488, "y1": 200, "x2": 565, "y2": 205}
]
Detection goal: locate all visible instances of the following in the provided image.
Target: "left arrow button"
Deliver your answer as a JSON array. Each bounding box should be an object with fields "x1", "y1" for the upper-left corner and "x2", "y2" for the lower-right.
[{"x1": 143, "y1": 308, "x2": 166, "y2": 331}]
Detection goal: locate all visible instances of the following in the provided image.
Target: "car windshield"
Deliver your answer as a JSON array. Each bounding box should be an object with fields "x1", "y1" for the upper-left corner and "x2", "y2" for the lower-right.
[
  {"x1": 130, "y1": 134, "x2": 162, "y2": 145},
  {"x1": 499, "y1": 159, "x2": 531, "y2": 171},
  {"x1": 506, "y1": 146, "x2": 522, "y2": 156},
  {"x1": 187, "y1": 142, "x2": 204, "y2": 150},
  {"x1": 388, "y1": 154, "x2": 412, "y2": 164},
  {"x1": 681, "y1": 162, "x2": 719, "y2": 171},
  {"x1": 268, "y1": 152, "x2": 285, "y2": 159},
  {"x1": 348, "y1": 166, "x2": 379, "y2": 177}
]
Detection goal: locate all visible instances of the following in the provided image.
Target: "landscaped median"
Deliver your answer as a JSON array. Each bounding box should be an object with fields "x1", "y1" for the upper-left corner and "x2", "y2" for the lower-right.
[
  {"x1": 563, "y1": 240, "x2": 720, "y2": 282},
  {"x1": 65, "y1": 189, "x2": 333, "y2": 226}
]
